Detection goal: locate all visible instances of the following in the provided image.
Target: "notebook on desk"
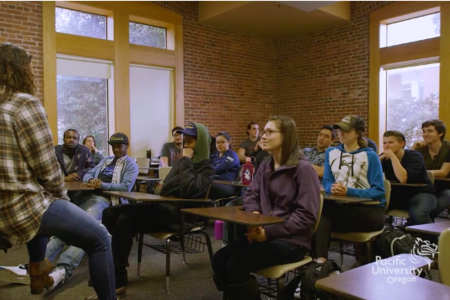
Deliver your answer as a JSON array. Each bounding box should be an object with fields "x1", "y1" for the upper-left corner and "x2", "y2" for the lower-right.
[{"x1": 158, "y1": 167, "x2": 172, "y2": 182}]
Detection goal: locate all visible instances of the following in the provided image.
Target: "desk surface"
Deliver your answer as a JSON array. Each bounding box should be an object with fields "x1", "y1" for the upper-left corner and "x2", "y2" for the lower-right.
[
  {"x1": 103, "y1": 191, "x2": 209, "y2": 203},
  {"x1": 213, "y1": 180, "x2": 249, "y2": 188},
  {"x1": 136, "y1": 176, "x2": 162, "y2": 181},
  {"x1": 316, "y1": 254, "x2": 447, "y2": 300},
  {"x1": 181, "y1": 206, "x2": 285, "y2": 226},
  {"x1": 406, "y1": 221, "x2": 450, "y2": 235},
  {"x1": 389, "y1": 181, "x2": 427, "y2": 187},
  {"x1": 320, "y1": 191, "x2": 372, "y2": 203},
  {"x1": 65, "y1": 182, "x2": 94, "y2": 191},
  {"x1": 435, "y1": 177, "x2": 450, "y2": 182}
]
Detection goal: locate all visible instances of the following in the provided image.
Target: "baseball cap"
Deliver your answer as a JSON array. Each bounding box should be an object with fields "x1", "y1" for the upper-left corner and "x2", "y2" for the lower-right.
[
  {"x1": 333, "y1": 115, "x2": 365, "y2": 131},
  {"x1": 177, "y1": 123, "x2": 197, "y2": 136},
  {"x1": 108, "y1": 132, "x2": 129, "y2": 145}
]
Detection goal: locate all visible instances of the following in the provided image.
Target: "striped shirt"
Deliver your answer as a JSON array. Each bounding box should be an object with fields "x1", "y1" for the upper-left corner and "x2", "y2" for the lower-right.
[{"x1": 0, "y1": 92, "x2": 68, "y2": 245}]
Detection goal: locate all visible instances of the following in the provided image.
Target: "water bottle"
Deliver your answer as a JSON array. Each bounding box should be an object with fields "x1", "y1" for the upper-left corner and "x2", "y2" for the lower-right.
[
  {"x1": 241, "y1": 157, "x2": 254, "y2": 186},
  {"x1": 214, "y1": 220, "x2": 224, "y2": 240}
]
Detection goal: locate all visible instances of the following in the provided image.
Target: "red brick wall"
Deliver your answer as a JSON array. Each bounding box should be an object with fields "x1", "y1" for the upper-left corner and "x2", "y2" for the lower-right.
[
  {"x1": 153, "y1": 1, "x2": 276, "y2": 149},
  {"x1": 0, "y1": 1, "x2": 43, "y2": 101},
  {"x1": 276, "y1": 1, "x2": 393, "y2": 148}
]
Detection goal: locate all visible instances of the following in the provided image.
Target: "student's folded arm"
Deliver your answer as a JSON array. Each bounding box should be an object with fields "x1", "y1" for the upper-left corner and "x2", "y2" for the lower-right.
[
  {"x1": 264, "y1": 166, "x2": 320, "y2": 240},
  {"x1": 404, "y1": 152, "x2": 427, "y2": 183},
  {"x1": 159, "y1": 157, "x2": 169, "y2": 167},
  {"x1": 237, "y1": 148, "x2": 247, "y2": 163},
  {"x1": 214, "y1": 151, "x2": 239, "y2": 174},
  {"x1": 177, "y1": 157, "x2": 214, "y2": 198},
  {"x1": 101, "y1": 161, "x2": 139, "y2": 191}
]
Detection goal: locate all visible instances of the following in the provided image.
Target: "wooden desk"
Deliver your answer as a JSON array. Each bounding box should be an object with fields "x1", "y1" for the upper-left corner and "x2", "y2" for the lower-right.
[
  {"x1": 136, "y1": 176, "x2": 162, "y2": 181},
  {"x1": 406, "y1": 221, "x2": 450, "y2": 236},
  {"x1": 435, "y1": 177, "x2": 450, "y2": 182},
  {"x1": 103, "y1": 191, "x2": 209, "y2": 203},
  {"x1": 316, "y1": 254, "x2": 448, "y2": 300},
  {"x1": 320, "y1": 191, "x2": 372, "y2": 203},
  {"x1": 65, "y1": 182, "x2": 94, "y2": 191},
  {"x1": 181, "y1": 206, "x2": 285, "y2": 226},
  {"x1": 213, "y1": 180, "x2": 249, "y2": 188},
  {"x1": 389, "y1": 181, "x2": 427, "y2": 187},
  {"x1": 138, "y1": 167, "x2": 159, "y2": 170}
]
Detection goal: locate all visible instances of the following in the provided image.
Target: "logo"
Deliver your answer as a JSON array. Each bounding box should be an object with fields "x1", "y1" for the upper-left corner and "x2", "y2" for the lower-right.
[
  {"x1": 372, "y1": 237, "x2": 438, "y2": 284},
  {"x1": 341, "y1": 115, "x2": 352, "y2": 124}
]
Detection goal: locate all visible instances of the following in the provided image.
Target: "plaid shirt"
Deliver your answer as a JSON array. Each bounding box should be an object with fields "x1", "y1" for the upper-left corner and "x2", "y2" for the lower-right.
[{"x1": 0, "y1": 92, "x2": 68, "y2": 245}]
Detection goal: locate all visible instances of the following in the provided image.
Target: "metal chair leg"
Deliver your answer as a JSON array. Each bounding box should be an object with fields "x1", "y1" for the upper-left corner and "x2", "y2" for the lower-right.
[
  {"x1": 276, "y1": 276, "x2": 285, "y2": 300},
  {"x1": 180, "y1": 236, "x2": 186, "y2": 264},
  {"x1": 166, "y1": 237, "x2": 171, "y2": 293},
  {"x1": 339, "y1": 240, "x2": 344, "y2": 270},
  {"x1": 137, "y1": 233, "x2": 144, "y2": 277}
]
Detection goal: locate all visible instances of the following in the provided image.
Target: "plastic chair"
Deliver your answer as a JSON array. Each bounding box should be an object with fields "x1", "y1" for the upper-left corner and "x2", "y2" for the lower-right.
[
  {"x1": 331, "y1": 180, "x2": 391, "y2": 269},
  {"x1": 386, "y1": 171, "x2": 434, "y2": 225},
  {"x1": 439, "y1": 227, "x2": 450, "y2": 286},
  {"x1": 251, "y1": 194, "x2": 324, "y2": 300}
]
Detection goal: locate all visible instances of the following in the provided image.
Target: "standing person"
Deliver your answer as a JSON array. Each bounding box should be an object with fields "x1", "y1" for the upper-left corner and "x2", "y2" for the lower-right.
[
  {"x1": 381, "y1": 131, "x2": 437, "y2": 225},
  {"x1": 159, "y1": 126, "x2": 184, "y2": 167},
  {"x1": 0, "y1": 42, "x2": 117, "y2": 299},
  {"x1": 209, "y1": 132, "x2": 240, "y2": 200},
  {"x1": 211, "y1": 116, "x2": 320, "y2": 300},
  {"x1": 83, "y1": 135, "x2": 104, "y2": 165},
  {"x1": 85, "y1": 122, "x2": 215, "y2": 299},
  {"x1": 238, "y1": 122, "x2": 260, "y2": 163},
  {"x1": 55, "y1": 129, "x2": 95, "y2": 182},
  {"x1": 411, "y1": 119, "x2": 450, "y2": 219},
  {"x1": 302, "y1": 125, "x2": 336, "y2": 181},
  {"x1": 313, "y1": 115, "x2": 386, "y2": 262}
]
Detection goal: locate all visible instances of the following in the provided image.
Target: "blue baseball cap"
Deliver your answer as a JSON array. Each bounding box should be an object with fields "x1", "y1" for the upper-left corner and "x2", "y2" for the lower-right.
[{"x1": 177, "y1": 123, "x2": 197, "y2": 136}]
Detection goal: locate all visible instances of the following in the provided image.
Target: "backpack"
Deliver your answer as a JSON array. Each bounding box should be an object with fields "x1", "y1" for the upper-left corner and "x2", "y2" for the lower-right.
[
  {"x1": 375, "y1": 227, "x2": 417, "y2": 259},
  {"x1": 283, "y1": 261, "x2": 342, "y2": 300}
]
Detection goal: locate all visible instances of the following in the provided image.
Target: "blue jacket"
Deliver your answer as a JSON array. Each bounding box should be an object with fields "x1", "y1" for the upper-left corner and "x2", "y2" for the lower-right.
[
  {"x1": 243, "y1": 153, "x2": 320, "y2": 249},
  {"x1": 83, "y1": 155, "x2": 138, "y2": 193},
  {"x1": 55, "y1": 144, "x2": 95, "y2": 179},
  {"x1": 323, "y1": 144, "x2": 385, "y2": 206},
  {"x1": 211, "y1": 149, "x2": 239, "y2": 181}
]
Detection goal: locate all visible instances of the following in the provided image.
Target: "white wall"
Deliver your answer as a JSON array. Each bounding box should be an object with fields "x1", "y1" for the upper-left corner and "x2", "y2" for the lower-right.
[{"x1": 130, "y1": 65, "x2": 173, "y2": 158}]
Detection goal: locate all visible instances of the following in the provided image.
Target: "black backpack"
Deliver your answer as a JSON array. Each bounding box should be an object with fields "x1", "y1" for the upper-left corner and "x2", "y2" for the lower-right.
[
  {"x1": 375, "y1": 227, "x2": 417, "y2": 259},
  {"x1": 283, "y1": 261, "x2": 342, "y2": 300}
]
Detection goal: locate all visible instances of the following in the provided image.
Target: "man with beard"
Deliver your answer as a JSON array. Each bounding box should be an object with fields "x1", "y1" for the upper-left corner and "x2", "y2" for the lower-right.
[{"x1": 159, "y1": 126, "x2": 184, "y2": 167}]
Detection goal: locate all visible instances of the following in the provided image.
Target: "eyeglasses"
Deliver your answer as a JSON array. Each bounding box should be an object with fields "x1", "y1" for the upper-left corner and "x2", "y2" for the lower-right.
[
  {"x1": 260, "y1": 129, "x2": 282, "y2": 137},
  {"x1": 172, "y1": 133, "x2": 182, "y2": 138},
  {"x1": 216, "y1": 140, "x2": 228, "y2": 144}
]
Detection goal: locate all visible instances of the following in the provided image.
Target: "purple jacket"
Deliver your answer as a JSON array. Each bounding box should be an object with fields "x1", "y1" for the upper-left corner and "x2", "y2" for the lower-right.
[{"x1": 243, "y1": 153, "x2": 320, "y2": 250}]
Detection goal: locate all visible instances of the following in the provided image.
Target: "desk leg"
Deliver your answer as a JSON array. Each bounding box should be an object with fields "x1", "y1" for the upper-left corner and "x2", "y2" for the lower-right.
[
  {"x1": 137, "y1": 232, "x2": 144, "y2": 277},
  {"x1": 180, "y1": 211, "x2": 186, "y2": 263}
]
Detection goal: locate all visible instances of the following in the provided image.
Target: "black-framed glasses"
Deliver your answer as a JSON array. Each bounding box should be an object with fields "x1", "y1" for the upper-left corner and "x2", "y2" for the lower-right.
[{"x1": 260, "y1": 129, "x2": 282, "y2": 137}]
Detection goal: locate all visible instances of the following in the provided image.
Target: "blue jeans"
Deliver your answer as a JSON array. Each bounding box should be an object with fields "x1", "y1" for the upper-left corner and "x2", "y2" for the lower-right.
[
  {"x1": 35, "y1": 199, "x2": 116, "y2": 300},
  {"x1": 431, "y1": 189, "x2": 450, "y2": 219},
  {"x1": 406, "y1": 193, "x2": 437, "y2": 225},
  {"x1": 46, "y1": 195, "x2": 110, "y2": 279}
]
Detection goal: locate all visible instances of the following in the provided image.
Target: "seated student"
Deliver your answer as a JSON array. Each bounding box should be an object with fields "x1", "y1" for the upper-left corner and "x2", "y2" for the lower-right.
[
  {"x1": 238, "y1": 122, "x2": 260, "y2": 163},
  {"x1": 211, "y1": 116, "x2": 320, "y2": 300},
  {"x1": 55, "y1": 129, "x2": 95, "y2": 182},
  {"x1": 411, "y1": 119, "x2": 450, "y2": 219},
  {"x1": 381, "y1": 131, "x2": 437, "y2": 225},
  {"x1": 45, "y1": 133, "x2": 138, "y2": 291},
  {"x1": 209, "y1": 132, "x2": 240, "y2": 199},
  {"x1": 313, "y1": 115, "x2": 386, "y2": 262},
  {"x1": 84, "y1": 122, "x2": 215, "y2": 300},
  {"x1": 303, "y1": 125, "x2": 336, "y2": 181},
  {"x1": 159, "y1": 126, "x2": 184, "y2": 167},
  {"x1": 0, "y1": 42, "x2": 117, "y2": 299},
  {"x1": 83, "y1": 135, "x2": 104, "y2": 165}
]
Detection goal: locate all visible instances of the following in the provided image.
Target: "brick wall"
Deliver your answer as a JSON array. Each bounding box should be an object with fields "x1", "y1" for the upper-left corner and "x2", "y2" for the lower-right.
[
  {"x1": 0, "y1": 1, "x2": 43, "y2": 101},
  {"x1": 153, "y1": 1, "x2": 276, "y2": 148},
  {"x1": 276, "y1": 1, "x2": 393, "y2": 148}
]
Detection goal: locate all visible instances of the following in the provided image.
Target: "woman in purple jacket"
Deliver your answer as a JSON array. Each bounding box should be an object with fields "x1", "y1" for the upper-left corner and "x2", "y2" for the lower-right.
[{"x1": 211, "y1": 116, "x2": 321, "y2": 300}]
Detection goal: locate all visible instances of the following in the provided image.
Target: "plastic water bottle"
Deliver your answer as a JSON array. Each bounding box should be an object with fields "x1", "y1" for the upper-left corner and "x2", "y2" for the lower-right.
[
  {"x1": 241, "y1": 157, "x2": 254, "y2": 186},
  {"x1": 214, "y1": 220, "x2": 224, "y2": 240}
]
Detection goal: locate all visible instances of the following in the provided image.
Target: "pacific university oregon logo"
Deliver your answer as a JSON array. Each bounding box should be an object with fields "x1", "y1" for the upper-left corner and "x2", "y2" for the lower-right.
[{"x1": 373, "y1": 237, "x2": 438, "y2": 284}]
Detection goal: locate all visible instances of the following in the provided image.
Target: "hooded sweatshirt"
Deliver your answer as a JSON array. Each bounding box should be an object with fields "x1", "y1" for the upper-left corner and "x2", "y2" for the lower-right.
[
  {"x1": 323, "y1": 144, "x2": 386, "y2": 206},
  {"x1": 159, "y1": 122, "x2": 215, "y2": 231}
]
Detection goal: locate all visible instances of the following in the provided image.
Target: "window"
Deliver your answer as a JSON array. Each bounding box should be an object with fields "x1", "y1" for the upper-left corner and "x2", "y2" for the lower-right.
[
  {"x1": 383, "y1": 13, "x2": 440, "y2": 47},
  {"x1": 56, "y1": 7, "x2": 107, "y2": 39},
  {"x1": 57, "y1": 56, "x2": 113, "y2": 154},
  {"x1": 385, "y1": 63, "x2": 439, "y2": 148},
  {"x1": 129, "y1": 21, "x2": 166, "y2": 49}
]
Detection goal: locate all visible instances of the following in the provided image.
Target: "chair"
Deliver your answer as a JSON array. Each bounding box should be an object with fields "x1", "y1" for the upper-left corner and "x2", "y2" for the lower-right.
[
  {"x1": 331, "y1": 180, "x2": 391, "y2": 269},
  {"x1": 251, "y1": 194, "x2": 324, "y2": 300},
  {"x1": 386, "y1": 171, "x2": 434, "y2": 225},
  {"x1": 136, "y1": 157, "x2": 151, "y2": 175},
  {"x1": 211, "y1": 165, "x2": 243, "y2": 207},
  {"x1": 158, "y1": 167, "x2": 172, "y2": 182},
  {"x1": 0, "y1": 236, "x2": 12, "y2": 253},
  {"x1": 136, "y1": 184, "x2": 213, "y2": 293},
  {"x1": 439, "y1": 227, "x2": 450, "y2": 286}
]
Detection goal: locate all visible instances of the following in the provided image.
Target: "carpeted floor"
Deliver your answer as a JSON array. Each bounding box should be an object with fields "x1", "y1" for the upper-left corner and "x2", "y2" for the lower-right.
[{"x1": 0, "y1": 218, "x2": 445, "y2": 300}]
